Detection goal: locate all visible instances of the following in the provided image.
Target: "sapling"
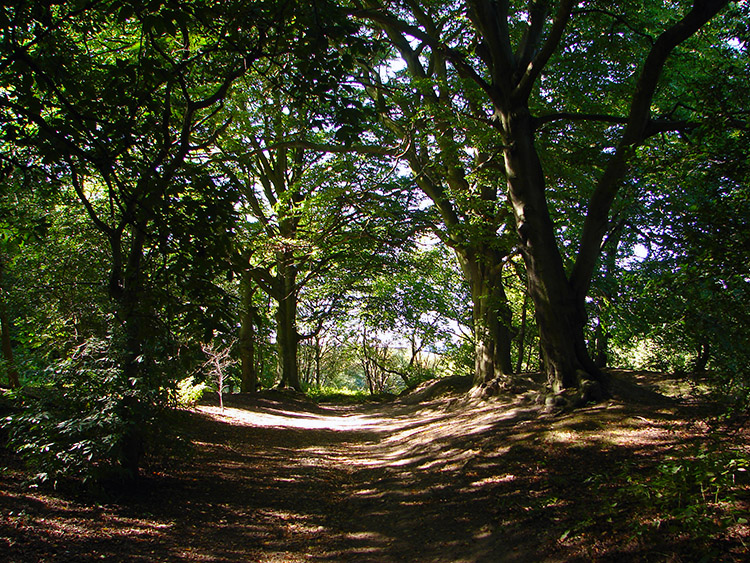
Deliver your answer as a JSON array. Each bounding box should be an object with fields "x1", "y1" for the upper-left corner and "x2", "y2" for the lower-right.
[{"x1": 201, "y1": 341, "x2": 236, "y2": 411}]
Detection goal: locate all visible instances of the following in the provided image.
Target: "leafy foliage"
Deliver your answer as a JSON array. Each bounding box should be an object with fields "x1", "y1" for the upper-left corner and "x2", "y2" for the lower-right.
[
  {"x1": 606, "y1": 438, "x2": 750, "y2": 554},
  {"x1": 175, "y1": 376, "x2": 208, "y2": 408},
  {"x1": 0, "y1": 0, "x2": 749, "y2": 490},
  {"x1": 2, "y1": 338, "x2": 169, "y2": 487},
  {"x1": 603, "y1": 115, "x2": 750, "y2": 408}
]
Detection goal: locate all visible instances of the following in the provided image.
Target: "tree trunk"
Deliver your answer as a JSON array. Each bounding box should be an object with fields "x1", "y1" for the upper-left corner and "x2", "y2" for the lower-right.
[
  {"x1": 361, "y1": 326, "x2": 375, "y2": 395},
  {"x1": 593, "y1": 317, "x2": 609, "y2": 369},
  {"x1": 314, "y1": 335, "x2": 322, "y2": 388},
  {"x1": 526, "y1": 333, "x2": 535, "y2": 371},
  {"x1": 591, "y1": 225, "x2": 621, "y2": 371},
  {"x1": 239, "y1": 270, "x2": 259, "y2": 393},
  {"x1": 0, "y1": 309, "x2": 19, "y2": 389},
  {"x1": 501, "y1": 105, "x2": 598, "y2": 392},
  {"x1": 455, "y1": 246, "x2": 513, "y2": 385},
  {"x1": 515, "y1": 290, "x2": 528, "y2": 373},
  {"x1": 276, "y1": 298, "x2": 300, "y2": 390},
  {"x1": 0, "y1": 257, "x2": 20, "y2": 389},
  {"x1": 275, "y1": 254, "x2": 301, "y2": 391},
  {"x1": 694, "y1": 340, "x2": 710, "y2": 373},
  {"x1": 109, "y1": 227, "x2": 148, "y2": 480}
]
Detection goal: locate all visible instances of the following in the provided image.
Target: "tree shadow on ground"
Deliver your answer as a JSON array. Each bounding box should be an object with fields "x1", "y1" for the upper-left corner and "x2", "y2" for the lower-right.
[{"x1": 1, "y1": 371, "x2": 747, "y2": 562}]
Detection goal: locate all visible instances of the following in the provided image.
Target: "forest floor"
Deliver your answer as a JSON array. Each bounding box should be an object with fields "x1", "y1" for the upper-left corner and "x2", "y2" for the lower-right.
[{"x1": 1, "y1": 370, "x2": 749, "y2": 562}]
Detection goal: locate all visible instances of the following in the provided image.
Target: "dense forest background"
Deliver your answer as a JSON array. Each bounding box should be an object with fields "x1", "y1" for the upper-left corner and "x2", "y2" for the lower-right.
[{"x1": 1, "y1": 0, "x2": 749, "y2": 484}]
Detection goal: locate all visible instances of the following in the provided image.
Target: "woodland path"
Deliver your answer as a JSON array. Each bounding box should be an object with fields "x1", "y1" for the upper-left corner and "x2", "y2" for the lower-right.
[{"x1": 1, "y1": 371, "x2": 748, "y2": 562}]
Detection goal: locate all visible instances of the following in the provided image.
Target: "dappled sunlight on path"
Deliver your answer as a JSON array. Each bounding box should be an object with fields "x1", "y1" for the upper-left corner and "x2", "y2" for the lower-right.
[
  {"x1": 197, "y1": 404, "x2": 389, "y2": 431},
  {"x1": 2, "y1": 374, "x2": 747, "y2": 562},
  {"x1": 197, "y1": 396, "x2": 544, "y2": 475},
  {"x1": 183, "y1": 390, "x2": 709, "y2": 563}
]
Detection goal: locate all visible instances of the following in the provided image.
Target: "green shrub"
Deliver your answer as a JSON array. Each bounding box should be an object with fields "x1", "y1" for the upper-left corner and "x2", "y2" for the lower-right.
[
  {"x1": 175, "y1": 376, "x2": 208, "y2": 407},
  {"x1": 615, "y1": 438, "x2": 750, "y2": 547},
  {"x1": 305, "y1": 386, "x2": 370, "y2": 403},
  {"x1": 1, "y1": 338, "x2": 167, "y2": 487}
]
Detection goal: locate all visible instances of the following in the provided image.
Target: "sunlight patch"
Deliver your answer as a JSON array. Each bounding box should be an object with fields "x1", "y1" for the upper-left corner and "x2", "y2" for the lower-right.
[
  {"x1": 197, "y1": 405, "x2": 389, "y2": 431},
  {"x1": 345, "y1": 530, "x2": 390, "y2": 543},
  {"x1": 470, "y1": 474, "x2": 516, "y2": 487},
  {"x1": 544, "y1": 430, "x2": 579, "y2": 444},
  {"x1": 353, "y1": 488, "x2": 382, "y2": 497}
]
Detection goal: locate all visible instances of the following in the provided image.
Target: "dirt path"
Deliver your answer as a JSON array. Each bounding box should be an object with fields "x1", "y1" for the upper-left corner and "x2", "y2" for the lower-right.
[{"x1": 1, "y1": 372, "x2": 748, "y2": 562}]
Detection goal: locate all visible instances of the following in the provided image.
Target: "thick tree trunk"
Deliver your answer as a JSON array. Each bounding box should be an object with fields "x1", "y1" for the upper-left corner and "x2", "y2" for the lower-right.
[
  {"x1": 501, "y1": 106, "x2": 599, "y2": 392},
  {"x1": 239, "y1": 271, "x2": 259, "y2": 393},
  {"x1": 275, "y1": 255, "x2": 301, "y2": 391},
  {"x1": 276, "y1": 298, "x2": 300, "y2": 390},
  {"x1": 115, "y1": 307, "x2": 146, "y2": 478},
  {"x1": 455, "y1": 247, "x2": 513, "y2": 385},
  {"x1": 108, "y1": 227, "x2": 148, "y2": 480}
]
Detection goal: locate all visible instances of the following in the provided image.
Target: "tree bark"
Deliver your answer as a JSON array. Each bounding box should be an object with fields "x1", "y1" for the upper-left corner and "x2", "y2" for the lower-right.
[
  {"x1": 455, "y1": 247, "x2": 513, "y2": 385},
  {"x1": 500, "y1": 105, "x2": 598, "y2": 391},
  {"x1": 238, "y1": 270, "x2": 259, "y2": 393},
  {"x1": 108, "y1": 225, "x2": 148, "y2": 480},
  {"x1": 275, "y1": 251, "x2": 301, "y2": 391},
  {"x1": 0, "y1": 257, "x2": 20, "y2": 389}
]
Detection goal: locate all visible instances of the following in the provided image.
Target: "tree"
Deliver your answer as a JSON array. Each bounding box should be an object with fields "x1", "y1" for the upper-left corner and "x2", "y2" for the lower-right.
[
  {"x1": 201, "y1": 340, "x2": 236, "y2": 410},
  {"x1": 0, "y1": 150, "x2": 106, "y2": 387},
  {"x1": 237, "y1": 274, "x2": 262, "y2": 393},
  {"x1": 354, "y1": 0, "x2": 743, "y2": 393},
  {"x1": 353, "y1": 6, "x2": 517, "y2": 385},
  {"x1": 0, "y1": 0, "x2": 292, "y2": 477},
  {"x1": 607, "y1": 118, "x2": 750, "y2": 390},
  {"x1": 0, "y1": 178, "x2": 112, "y2": 381},
  {"x1": 0, "y1": 254, "x2": 20, "y2": 388},
  {"x1": 0, "y1": 156, "x2": 47, "y2": 389},
  {"x1": 217, "y1": 32, "x2": 422, "y2": 390},
  {"x1": 357, "y1": 242, "x2": 472, "y2": 386}
]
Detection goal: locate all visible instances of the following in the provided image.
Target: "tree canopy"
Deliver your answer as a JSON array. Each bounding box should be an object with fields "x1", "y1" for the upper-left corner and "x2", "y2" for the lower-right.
[{"x1": 1, "y1": 0, "x2": 749, "y2": 481}]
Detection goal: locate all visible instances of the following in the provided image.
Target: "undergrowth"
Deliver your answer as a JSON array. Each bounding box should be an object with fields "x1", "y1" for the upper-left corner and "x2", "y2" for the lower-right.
[
  {"x1": 1, "y1": 339, "x2": 172, "y2": 489},
  {"x1": 305, "y1": 386, "x2": 380, "y2": 404},
  {"x1": 580, "y1": 433, "x2": 750, "y2": 557}
]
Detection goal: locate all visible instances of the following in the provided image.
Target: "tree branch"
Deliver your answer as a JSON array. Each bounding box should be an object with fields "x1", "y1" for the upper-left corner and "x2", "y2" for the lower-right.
[
  {"x1": 464, "y1": 0, "x2": 515, "y2": 103},
  {"x1": 352, "y1": 6, "x2": 495, "y2": 101},
  {"x1": 514, "y1": 0, "x2": 575, "y2": 102},
  {"x1": 67, "y1": 159, "x2": 114, "y2": 237},
  {"x1": 246, "y1": 138, "x2": 404, "y2": 157},
  {"x1": 534, "y1": 111, "x2": 697, "y2": 137},
  {"x1": 516, "y1": 0, "x2": 548, "y2": 70},
  {"x1": 570, "y1": 0, "x2": 730, "y2": 301},
  {"x1": 573, "y1": 7, "x2": 655, "y2": 45}
]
